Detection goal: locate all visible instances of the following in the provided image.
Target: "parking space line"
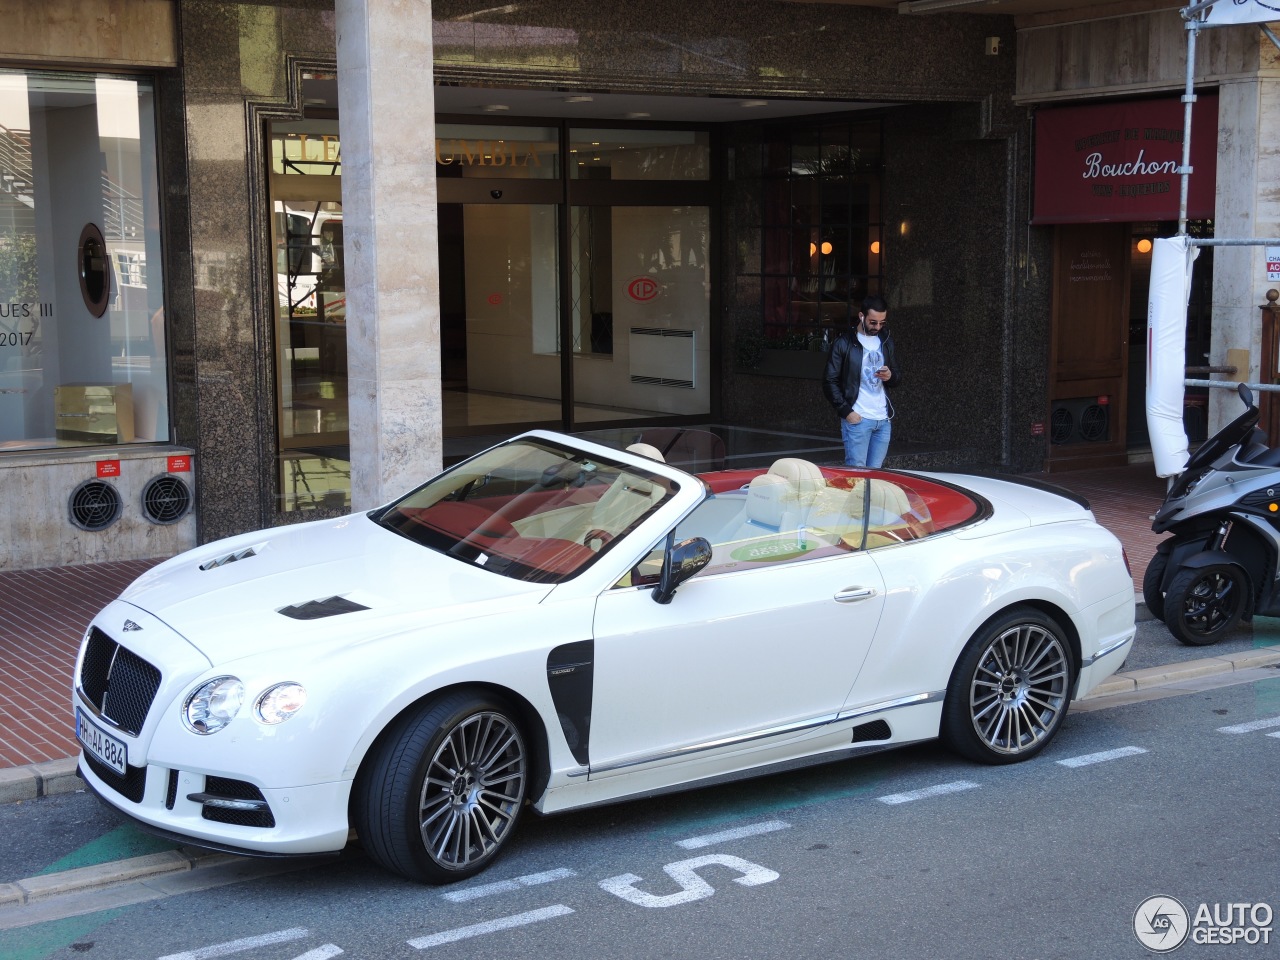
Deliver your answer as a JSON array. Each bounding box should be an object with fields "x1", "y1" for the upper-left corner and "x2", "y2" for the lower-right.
[
  {"x1": 676, "y1": 820, "x2": 791, "y2": 850},
  {"x1": 1055, "y1": 745, "x2": 1147, "y2": 767},
  {"x1": 441, "y1": 867, "x2": 576, "y2": 903},
  {"x1": 407, "y1": 905, "x2": 574, "y2": 950},
  {"x1": 293, "y1": 948, "x2": 343, "y2": 960},
  {"x1": 157, "y1": 928, "x2": 310, "y2": 960},
  {"x1": 1268, "y1": 731, "x2": 1280, "y2": 739},
  {"x1": 877, "y1": 781, "x2": 978, "y2": 805},
  {"x1": 1217, "y1": 715, "x2": 1280, "y2": 734}
]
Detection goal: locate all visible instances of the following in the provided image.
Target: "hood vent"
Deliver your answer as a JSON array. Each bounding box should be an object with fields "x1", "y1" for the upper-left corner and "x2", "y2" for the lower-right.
[
  {"x1": 278, "y1": 595, "x2": 370, "y2": 620},
  {"x1": 199, "y1": 547, "x2": 258, "y2": 571}
]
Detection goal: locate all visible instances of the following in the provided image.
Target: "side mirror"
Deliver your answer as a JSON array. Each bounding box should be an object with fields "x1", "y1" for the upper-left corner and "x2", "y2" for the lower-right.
[
  {"x1": 1239, "y1": 381, "x2": 1255, "y2": 410},
  {"x1": 652, "y1": 534, "x2": 713, "y2": 605}
]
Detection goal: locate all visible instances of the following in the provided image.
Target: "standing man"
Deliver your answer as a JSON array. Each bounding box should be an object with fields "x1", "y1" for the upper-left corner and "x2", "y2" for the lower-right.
[{"x1": 823, "y1": 295, "x2": 900, "y2": 467}]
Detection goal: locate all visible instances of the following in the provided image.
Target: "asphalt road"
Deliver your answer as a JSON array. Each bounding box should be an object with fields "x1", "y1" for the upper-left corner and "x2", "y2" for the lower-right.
[{"x1": 2, "y1": 659, "x2": 1278, "y2": 960}]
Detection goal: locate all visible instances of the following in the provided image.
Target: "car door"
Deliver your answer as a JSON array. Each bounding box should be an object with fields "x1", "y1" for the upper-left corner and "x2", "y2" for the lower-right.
[{"x1": 588, "y1": 550, "x2": 887, "y2": 778}]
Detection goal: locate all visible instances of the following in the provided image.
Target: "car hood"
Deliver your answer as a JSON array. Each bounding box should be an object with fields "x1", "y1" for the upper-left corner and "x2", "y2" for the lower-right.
[{"x1": 117, "y1": 513, "x2": 552, "y2": 663}]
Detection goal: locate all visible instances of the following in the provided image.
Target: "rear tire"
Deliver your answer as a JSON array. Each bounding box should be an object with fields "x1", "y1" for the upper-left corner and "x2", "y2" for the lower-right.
[
  {"x1": 941, "y1": 607, "x2": 1074, "y2": 765},
  {"x1": 1163, "y1": 563, "x2": 1247, "y2": 646},
  {"x1": 1141, "y1": 551, "x2": 1168, "y2": 622},
  {"x1": 353, "y1": 691, "x2": 528, "y2": 883}
]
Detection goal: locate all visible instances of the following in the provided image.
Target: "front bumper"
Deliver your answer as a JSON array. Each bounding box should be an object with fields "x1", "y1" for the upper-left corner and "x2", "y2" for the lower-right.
[{"x1": 77, "y1": 750, "x2": 354, "y2": 856}]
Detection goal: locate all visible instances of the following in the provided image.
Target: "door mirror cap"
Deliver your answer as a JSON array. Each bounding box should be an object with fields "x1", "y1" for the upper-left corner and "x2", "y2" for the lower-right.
[{"x1": 652, "y1": 536, "x2": 713, "y2": 604}]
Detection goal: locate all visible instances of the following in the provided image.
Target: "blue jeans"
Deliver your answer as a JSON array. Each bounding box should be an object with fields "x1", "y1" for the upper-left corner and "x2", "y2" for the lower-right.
[{"x1": 841, "y1": 416, "x2": 891, "y2": 467}]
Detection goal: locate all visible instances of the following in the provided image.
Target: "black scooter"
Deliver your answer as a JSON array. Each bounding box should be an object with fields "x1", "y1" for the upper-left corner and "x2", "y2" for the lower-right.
[{"x1": 1145, "y1": 383, "x2": 1280, "y2": 644}]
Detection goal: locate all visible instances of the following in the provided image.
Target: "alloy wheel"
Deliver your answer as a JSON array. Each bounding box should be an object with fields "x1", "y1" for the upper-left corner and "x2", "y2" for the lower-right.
[
  {"x1": 968, "y1": 622, "x2": 1070, "y2": 756},
  {"x1": 419, "y1": 711, "x2": 527, "y2": 871}
]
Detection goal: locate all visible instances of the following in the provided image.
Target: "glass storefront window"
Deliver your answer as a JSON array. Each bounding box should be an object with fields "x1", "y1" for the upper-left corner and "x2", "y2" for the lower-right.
[
  {"x1": 0, "y1": 71, "x2": 167, "y2": 451},
  {"x1": 269, "y1": 119, "x2": 349, "y2": 512},
  {"x1": 570, "y1": 129, "x2": 709, "y2": 180},
  {"x1": 436, "y1": 123, "x2": 559, "y2": 179}
]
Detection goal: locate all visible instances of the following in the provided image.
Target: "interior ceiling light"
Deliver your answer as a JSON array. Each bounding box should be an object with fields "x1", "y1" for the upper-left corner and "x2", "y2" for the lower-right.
[
  {"x1": 482, "y1": 103, "x2": 510, "y2": 112},
  {"x1": 740, "y1": 100, "x2": 769, "y2": 108},
  {"x1": 898, "y1": 0, "x2": 993, "y2": 12},
  {"x1": 564, "y1": 95, "x2": 594, "y2": 103}
]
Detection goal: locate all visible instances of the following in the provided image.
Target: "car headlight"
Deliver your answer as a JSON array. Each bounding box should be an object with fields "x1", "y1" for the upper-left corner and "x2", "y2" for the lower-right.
[
  {"x1": 255, "y1": 682, "x2": 307, "y2": 724},
  {"x1": 183, "y1": 677, "x2": 244, "y2": 734}
]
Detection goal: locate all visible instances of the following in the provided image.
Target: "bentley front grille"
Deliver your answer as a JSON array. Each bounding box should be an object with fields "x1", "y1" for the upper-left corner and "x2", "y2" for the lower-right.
[{"x1": 78, "y1": 627, "x2": 162, "y2": 736}]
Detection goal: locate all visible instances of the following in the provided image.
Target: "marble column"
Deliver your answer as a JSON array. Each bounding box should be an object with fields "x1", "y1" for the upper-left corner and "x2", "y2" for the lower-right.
[
  {"x1": 1210, "y1": 66, "x2": 1280, "y2": 432},
  {"x1": 335, "y1": 0, "x2": 442, "y2": 508}
]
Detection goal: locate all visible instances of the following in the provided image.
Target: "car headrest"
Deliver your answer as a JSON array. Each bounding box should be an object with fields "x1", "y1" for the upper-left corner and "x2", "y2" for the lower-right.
[
  {"x1": 625, "y1": 442, "x2": 665, "y2": 462},
  {"x1": 745, "y1": 472, "x2": 789, "y2": 528}
]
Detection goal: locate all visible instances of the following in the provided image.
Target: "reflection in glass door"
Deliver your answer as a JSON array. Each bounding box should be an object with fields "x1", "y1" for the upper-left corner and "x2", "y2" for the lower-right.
[
  {"x1": 569, "y1": 205, "x2": 710, "y2": 425},
  {"x1": 269, "y1": 116, "x2": 350, "y2": 512},
  {"x1": 438, "y1": 202, "x2": 561, "y2": 433}
]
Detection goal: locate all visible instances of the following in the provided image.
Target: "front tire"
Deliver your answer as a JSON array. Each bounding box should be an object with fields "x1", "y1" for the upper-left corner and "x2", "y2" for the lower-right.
[
  {"x1": 941, "y1": 608, "x2": 1074, "y2": 765},
  {"x1": 1164, "y1": 563, "x2": 1248, "y2": 646},
  {"x1": 353, "y1": 692, "x2": 529, "y2": 883},
  {"x1": 1141, "y1": 550, "x2": 1169, "y2": 621}
]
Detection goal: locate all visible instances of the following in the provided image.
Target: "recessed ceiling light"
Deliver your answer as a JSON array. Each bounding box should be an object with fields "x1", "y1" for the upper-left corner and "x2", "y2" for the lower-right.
[
  {"x1": 564, "y1": 95, "x2": 594, "y2": 103},
  {"x1": 740, "y1": 99, "x2": 769, "y2": 108},
  {"x1": 482, "y1": 104, "x2": 510, "y2": 112}
]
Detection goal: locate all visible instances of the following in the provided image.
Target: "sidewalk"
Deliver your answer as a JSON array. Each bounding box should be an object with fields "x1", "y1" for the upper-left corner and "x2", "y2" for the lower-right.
[{"x1": 0, "y1": 460, "x2": 1237, "y2": 797}]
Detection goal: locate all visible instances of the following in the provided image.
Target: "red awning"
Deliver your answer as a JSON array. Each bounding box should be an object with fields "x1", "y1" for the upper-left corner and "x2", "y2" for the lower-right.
[{"x1": 1032, "y1": 95, "x2": 1217, "y2": 225}]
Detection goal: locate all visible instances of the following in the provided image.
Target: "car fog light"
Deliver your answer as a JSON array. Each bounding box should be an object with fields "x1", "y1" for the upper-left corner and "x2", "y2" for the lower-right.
[
  {"x1": 256, "y1": 683, "x2": 307, "y2": 724},
  {"x1": 184, "y1": 677, "x2": 244, "y2": 734}
]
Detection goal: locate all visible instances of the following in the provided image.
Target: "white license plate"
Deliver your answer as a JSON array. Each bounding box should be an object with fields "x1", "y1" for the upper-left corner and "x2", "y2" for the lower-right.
[{"x1": 76, "y1": 707, "x2": 128, "y2": 776}]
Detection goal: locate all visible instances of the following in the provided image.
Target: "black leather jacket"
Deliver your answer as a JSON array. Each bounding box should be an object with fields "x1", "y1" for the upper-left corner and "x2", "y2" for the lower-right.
[{"x1": 822, "y1": 329, "x2": 901, "y2": 420}]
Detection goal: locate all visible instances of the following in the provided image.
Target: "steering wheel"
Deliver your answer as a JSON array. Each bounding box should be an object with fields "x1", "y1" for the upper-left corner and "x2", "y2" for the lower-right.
[{"x1": 583, "y1": 528, "x2": 613, "y2": 550}]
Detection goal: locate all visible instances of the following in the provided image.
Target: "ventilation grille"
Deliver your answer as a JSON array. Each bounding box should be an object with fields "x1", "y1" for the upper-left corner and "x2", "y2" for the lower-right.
[
  {"x1": 84, "y1": 750, "x2": 146, "y2": 803},
  {"x1": 278, "y1": 595, "x2": 371, "y2": 620},
  {"x1": 851, "y1": 719, "x2": 892, "y2": 743},
  {"x1": 69, "y1": 480, "x2": 123, "y2": 531},
  {"x1": 141, "y1": 475, "x2": 192, "y2": 524},
  {"x1": 1050, "y1": 398, "x2": 1111, "y2": 446},
  {"x1": 200, "y1": 547, "x2": 258, "y2": 571},
  {"x1": 199, "y1": 777, "x2": 276, "y2": 828}
]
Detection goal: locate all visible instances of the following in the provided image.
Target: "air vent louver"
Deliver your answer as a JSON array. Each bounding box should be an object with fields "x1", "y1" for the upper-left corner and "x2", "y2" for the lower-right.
[
  {"x1": 69, "y1": 480, "x2": 123, "y2": 531},
  {"x1": 278, "y1": 596, "x2": 370, "y2": 620},
  {"x1": 200, "y1": 547, "x2": 257, "y2": 571},
  {"x1": 141, "y1": 475, "x2": 192, "y2": 524}
]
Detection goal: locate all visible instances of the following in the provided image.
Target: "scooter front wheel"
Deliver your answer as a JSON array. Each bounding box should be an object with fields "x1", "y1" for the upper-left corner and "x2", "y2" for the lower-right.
[
  {"x1": 1141, "y1": 551, "x2": 1169, "y2": 621},
  {"x1": 1164, "y1": 563, "x2": 1248, "y2": 645}
]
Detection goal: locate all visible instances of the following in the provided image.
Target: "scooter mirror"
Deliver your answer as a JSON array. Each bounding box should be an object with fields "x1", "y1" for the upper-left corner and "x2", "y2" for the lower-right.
[{"x1": 1238, "y1": 381, "x2": 1255, "y2": 409}]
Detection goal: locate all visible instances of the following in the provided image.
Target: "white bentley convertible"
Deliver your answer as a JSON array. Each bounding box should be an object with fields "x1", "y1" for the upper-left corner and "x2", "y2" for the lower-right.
[{"x1": 74, "y1": 431, "x2": 1135, "y2": 883}]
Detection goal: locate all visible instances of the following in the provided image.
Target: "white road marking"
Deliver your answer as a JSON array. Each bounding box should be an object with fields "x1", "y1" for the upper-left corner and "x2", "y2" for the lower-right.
[
  {"x1": 1217, "y1": 715, "x2": 1280, "y2": 734},
  {"x1": 292, "y1": 948, "x2": 343, "y2": 960},
  {"x1": 676, "y1": 819, "x2": 791, "y2": 849},
  {"x1": 441, "y1": 867, "x2": 577, "y2": 902},
  {"x1": 157, "y1": 928, "x2": 309, "y2": 960},
  {"x1": 1055, "y1": 745, "x2": 1148, "y2": 768},
  {"x1": 406, "y1": 905, "x2": 574, "y2": 949},
  {"x1": 600, "y1": 855, "x2": 779, "y2": 908},
  {"x1": 877, "y1": 780, "x2": 978, "y2": 805},
  {"x1": 1268, "y1": 731, "x2": 1280, "y2": 739}
]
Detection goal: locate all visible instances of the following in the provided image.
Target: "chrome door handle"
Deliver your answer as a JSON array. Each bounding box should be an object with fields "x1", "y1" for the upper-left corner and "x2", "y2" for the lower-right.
[{"x1": 835, "y1": 587, "x2": 877, "y2": 603}]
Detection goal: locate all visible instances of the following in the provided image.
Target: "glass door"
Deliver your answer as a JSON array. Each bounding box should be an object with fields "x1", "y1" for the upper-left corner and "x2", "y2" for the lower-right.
[{"x1": 568, "y1": 204, "x2": 711, "y2": 425}]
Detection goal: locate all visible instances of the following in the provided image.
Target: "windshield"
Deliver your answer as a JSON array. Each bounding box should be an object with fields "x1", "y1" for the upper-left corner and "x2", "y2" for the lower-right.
[{"x1": 375, "y1": 438, "x2": 677, "y2": 583}]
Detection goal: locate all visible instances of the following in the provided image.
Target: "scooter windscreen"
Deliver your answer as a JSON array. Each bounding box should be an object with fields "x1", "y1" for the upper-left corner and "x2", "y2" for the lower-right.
[{"x1": 1166, "y1": 384, "x2": 1259, "y2": 500}]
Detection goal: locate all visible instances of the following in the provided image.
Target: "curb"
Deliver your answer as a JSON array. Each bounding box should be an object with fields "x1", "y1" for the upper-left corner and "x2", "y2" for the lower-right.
[
  {"x1": 0, "y1": 757, "x2": 80, "y2": 805},
  {"x1": 0, "y1": 848, "x2": 234, "y2": 909},
  {"x1": 1081, "y1": 643, "x2": 1280, "y2": 699}
]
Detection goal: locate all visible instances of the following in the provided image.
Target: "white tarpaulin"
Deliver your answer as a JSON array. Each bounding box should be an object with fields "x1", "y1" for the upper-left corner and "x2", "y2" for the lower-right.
[
  {"x1": 1147, "y1": 236, "x2": 1199, "y2": 477},
  {"x1": 1202, "y1": 0, "x2": 1280, "y2": 25}
]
